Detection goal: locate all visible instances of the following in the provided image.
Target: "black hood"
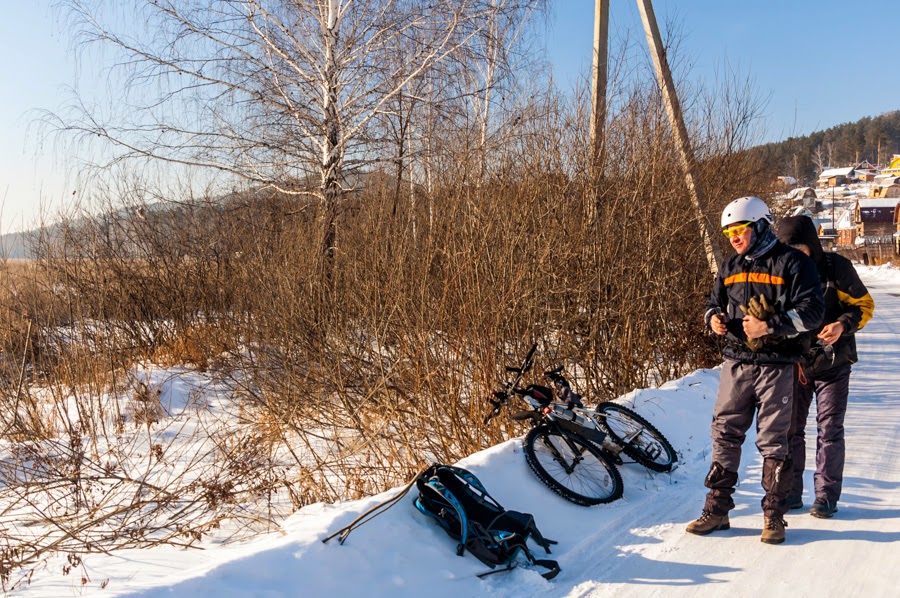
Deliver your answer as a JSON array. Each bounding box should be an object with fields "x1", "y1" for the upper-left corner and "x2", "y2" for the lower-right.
[{"x1": 776, "y1": 215, "x2": 825, "y2": 267}]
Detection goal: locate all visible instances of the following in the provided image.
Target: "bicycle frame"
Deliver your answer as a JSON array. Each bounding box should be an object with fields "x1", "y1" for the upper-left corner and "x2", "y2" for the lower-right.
[
  {"x1": 542, "y1": 366, "x2": 670, "y2": 463},
  {"x1": 514, "y1": 395, "x2": 626, "y2": 461},
  {"x1": 486, "y1": 344, "x2": 674, "y2": 502},
  {"x1": 485, "y1": 344, "x2": 629, "y2": 505},
  {"x1": 484, "y1": 344, "x2": 625, "y2": 461}
]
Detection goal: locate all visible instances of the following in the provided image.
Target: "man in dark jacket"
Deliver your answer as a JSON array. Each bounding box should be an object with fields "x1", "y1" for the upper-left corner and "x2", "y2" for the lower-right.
[
  {"x1": 687, "y1": 197, "x2": 824, "y2": 545},
  {"x1": 776, "y1": 215, "x2": 874, "y2": 519}
]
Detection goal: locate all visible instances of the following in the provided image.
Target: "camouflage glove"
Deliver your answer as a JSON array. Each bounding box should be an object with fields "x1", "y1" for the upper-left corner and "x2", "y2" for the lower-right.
[
  {"x1": 747, "y1": 295, "x2": 775, "y2": 321},
  {"x1": 739, "y1": 295, "x2": 774, "y2": 351}
]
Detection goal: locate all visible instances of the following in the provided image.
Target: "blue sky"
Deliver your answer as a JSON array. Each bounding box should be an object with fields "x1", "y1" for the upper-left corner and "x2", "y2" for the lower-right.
[
  {"x1": 2, "y1": 1, "x2": 899, "y2": 233},
  {"x1": 548, "y1": 0, "x2": 900, "y2": 138}
]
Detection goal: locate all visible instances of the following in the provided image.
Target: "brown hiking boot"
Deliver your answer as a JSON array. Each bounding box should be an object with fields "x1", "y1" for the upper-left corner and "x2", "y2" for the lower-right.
[
  {"x1": 761, "y1": 516, "x2": 787, "y2": 544},
  {"x1": 686, "y1": 510, "x2": 730, "y2": 535}
]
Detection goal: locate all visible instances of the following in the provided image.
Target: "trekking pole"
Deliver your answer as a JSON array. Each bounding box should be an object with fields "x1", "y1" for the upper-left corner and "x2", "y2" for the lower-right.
[{"x1": 322, "y1": 463, "x2": 430, "y2": 545}]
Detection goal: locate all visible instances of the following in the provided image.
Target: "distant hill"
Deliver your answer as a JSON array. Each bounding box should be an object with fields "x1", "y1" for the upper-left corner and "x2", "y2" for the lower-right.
[
  {"x1": 0, "y1": 229, "x2": 40, "y2": 260},
  {"x1": 751, "y1": 110, "x2": 900, "y2": 184}
]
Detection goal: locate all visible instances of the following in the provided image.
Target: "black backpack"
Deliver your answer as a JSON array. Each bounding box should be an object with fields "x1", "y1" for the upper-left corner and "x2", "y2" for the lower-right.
[{"x1": 414, "y1": 464, "x2": 560, "y2": 579}]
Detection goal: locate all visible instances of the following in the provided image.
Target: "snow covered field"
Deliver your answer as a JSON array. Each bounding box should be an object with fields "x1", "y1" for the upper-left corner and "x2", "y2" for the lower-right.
[{"x1": 12, "y1": 265, "x2": 900, "y2": 598}]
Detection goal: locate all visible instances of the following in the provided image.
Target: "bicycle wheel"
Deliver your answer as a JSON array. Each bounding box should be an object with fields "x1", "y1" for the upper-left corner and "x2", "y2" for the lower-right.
[
  {"x1": 523, "y1": 424, "x2": 623, "y2": 506},
  {"x1": 595, "y1": 403, "x2": 677, "y2": 472}
]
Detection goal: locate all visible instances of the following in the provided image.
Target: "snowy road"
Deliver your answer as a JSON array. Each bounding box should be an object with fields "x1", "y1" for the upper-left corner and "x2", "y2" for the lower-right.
[{"x1": 567, "y1": 267, "x2": 900, "y2": 598}]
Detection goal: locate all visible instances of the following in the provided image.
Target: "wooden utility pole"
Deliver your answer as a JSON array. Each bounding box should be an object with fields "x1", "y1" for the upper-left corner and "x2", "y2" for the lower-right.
[
  {"x1": 635, "y1": 0, "x2": 722, "y2": 275},
  {"x1": 590, "y1": 0, "x2": 610, "y2": 170}
]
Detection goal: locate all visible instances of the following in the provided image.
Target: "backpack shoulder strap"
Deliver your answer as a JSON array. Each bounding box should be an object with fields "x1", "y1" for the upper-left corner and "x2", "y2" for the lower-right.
[
  {"x1": 492, "y1": 510, "x2": 557, "y2": 553},
  {"x1": 529, "y1": 558, "x2": 561, "y2": 580},
  {"x1": 419, "y1": 478, "x2": 470, "y2": 555}
]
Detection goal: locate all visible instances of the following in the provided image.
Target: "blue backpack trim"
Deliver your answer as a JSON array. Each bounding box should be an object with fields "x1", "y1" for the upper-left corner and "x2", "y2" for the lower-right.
[{"x1": 413, "y1": 464, "x2": 559, "y2": 580}]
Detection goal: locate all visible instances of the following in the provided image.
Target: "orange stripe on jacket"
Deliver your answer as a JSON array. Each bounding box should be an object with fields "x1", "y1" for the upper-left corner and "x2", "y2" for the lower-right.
[{"x1": 723, "y1": 272, "x2": 785, "y2": 286}]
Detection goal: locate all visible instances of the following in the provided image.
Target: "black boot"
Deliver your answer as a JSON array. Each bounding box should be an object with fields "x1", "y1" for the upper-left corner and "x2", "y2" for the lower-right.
[{"x1": 809, "y1": 498, "x2": 838, "y2": 518}]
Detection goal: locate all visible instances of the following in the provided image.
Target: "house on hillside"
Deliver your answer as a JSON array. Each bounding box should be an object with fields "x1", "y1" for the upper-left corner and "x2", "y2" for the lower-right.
[
  {"x1": 805, "y1": 214, "x2": 837, "y2": 249},
  {"x1": 880, "y1": 184, "x2": 900, "y2": 198},
  {"x1": 787, "y1": 186, "x2": 818, "y2": 210},
  {"x1": 895, "y1": 202, "x2": 900, "y2": 254},
  {"x1": 854, "y1": 198, "x2": 900, "y2": 242},
  {"x1": 791, "y1": 207, "x2": 814, "y2": 218},
  {"x1": 854, "y1": 160, "x2": 878, "y2": 182},
  {"x1": 881, "y1": 154, "x2": 900, "y2": 177},
  {"x1": 817, "y1": 166, "x2": 855, "y2": 188},
  {"x1": 817, "y1": 207, "x2": 854, "y2": 248},
  {"x1": 869, "y1": 176, "x2": 900, "y2": 198},
  {"x1": 788, "y1": 186, "x2": 817, "y2": 200},
  {"x1": 818, "y1": 226, "x2": 839, "y2": 250},
  {"x1": 773, "y1": 175, "x2": 798, "y2": 191}
]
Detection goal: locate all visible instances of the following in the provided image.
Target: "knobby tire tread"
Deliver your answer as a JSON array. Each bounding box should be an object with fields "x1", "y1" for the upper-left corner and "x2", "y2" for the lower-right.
[
  {"x1": 596, "y1": 403, "x2": 677, "y2": 472},
  {"x1": 523, "y1": 425, "x2": 623, "y2": 506}
]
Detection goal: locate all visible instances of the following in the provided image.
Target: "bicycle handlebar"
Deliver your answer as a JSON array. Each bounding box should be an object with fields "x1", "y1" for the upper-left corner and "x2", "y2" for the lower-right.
[
  {"x1": 484, "y1": 342, "x2": 538, "y2": 424},
  {"x1": 543, "y1": 365, "x2": 569, "y2": 388}
]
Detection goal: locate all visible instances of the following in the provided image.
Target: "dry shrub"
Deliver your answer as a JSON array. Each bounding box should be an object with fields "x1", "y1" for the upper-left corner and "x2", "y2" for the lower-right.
[
  {"x1": 150, "y1": 321, "x2": 234, "y2": 370},
  {"x1": 0, "y1": 32, "x2": 772, "y2": 585},
  {"x1": 125, "y1": 380, "x2": 164, "y2": 428},
  {"x1": 13, "y1": 70, "x2": 766, "y2": 501}
]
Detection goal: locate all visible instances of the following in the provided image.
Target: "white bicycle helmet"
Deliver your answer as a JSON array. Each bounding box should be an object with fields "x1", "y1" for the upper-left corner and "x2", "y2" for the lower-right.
[{"x1": 720, "y1": 196, "x2": 773, "y2": 228}]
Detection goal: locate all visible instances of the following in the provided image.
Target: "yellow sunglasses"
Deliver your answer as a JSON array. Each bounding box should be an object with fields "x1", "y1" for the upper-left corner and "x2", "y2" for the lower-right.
[{"x1": 722, "y1": 222, "x2": 751, "y2": 239}]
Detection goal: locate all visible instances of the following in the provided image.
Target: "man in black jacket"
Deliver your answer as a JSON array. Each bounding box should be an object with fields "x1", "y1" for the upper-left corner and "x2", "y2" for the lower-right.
[
  {"x1": 687, "y1": 197, "x2": 824, "y2": 545},
  {"x1": 776, "y1": 215, "x2": 874, "y2": 519}
]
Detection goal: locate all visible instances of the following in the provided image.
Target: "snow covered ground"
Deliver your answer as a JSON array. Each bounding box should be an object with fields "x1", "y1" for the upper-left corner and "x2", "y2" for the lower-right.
[{"x1": 12, "y1": 265, "x2": 900, "y2": 598}]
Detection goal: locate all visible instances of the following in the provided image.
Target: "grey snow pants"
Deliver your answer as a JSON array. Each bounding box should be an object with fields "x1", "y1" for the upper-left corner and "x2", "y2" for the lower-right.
[
  {"x1": 789, "y1": 364, "x2": 851, "y2": 503},
  {"x1": 704, "y1": 359, "x2": 795, "y2": 517}
]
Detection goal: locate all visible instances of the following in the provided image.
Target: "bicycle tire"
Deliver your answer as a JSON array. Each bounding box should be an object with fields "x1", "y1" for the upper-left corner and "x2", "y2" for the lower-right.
[
  {"x1": 595, "y1": 403, "x2": 677, "y2": 472},
  {"x1": 523, "y1": 424, "x2": 623, "y2": 506}
]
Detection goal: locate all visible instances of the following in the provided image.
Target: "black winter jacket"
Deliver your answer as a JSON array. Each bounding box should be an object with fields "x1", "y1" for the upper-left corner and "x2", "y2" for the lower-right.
[
  {"x1": 776, "y1": 216, "x2": 875, "y2": 375},
  {"x1": 705, "y1": 240, "x2": 825, "y2": 365}
]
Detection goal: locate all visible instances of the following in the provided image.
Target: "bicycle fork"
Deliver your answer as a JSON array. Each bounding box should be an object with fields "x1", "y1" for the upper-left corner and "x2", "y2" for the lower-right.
[{"x1": 542, "y1": 430, "x2": 587, "y2": 474}]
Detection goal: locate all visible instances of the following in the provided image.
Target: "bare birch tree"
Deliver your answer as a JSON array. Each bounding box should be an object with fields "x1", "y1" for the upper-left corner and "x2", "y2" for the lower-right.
[
  {"x1": 812, "y1": 143, "x2": 827, "y2": 175},
  {"x1": 55, "y1": 0, "x2": 539, "y2": 276}
]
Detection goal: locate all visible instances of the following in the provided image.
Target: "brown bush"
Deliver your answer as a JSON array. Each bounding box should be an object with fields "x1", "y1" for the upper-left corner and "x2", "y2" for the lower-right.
[{"x1": 0, "y1": 43, "x2": 770, "y2": 586}]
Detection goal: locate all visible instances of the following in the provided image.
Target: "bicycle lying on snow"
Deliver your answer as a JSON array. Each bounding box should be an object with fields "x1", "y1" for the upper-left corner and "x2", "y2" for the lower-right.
[{"x1": 484, "y1": 343, "x2": 677, "y2": 506}]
